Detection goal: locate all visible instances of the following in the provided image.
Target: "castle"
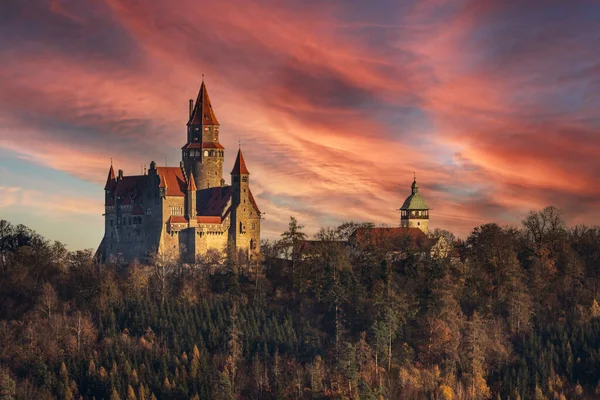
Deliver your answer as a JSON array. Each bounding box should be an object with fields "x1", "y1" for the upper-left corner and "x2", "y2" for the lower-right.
[{"x1": 97, "y1": 81, "x2": 261, "y2": 262}]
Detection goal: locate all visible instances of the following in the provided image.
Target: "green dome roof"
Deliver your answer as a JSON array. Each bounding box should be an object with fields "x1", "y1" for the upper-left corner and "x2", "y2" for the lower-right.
[
  {"x1": 400, "y1": 177, "x2": 429, "y2": 210},
  {"x1": 401, "y1": 193, "x2": 429, "y2": 210}
]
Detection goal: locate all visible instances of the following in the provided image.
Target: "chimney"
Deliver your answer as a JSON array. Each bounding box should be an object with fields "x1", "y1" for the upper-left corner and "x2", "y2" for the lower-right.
[
  {"x1": 148, "y1": 161, "x2": 156, "y2": 176},
  {"x1": 117, "y1": 169, "x2": 124, "y2": 180},
  {"x1": 189, "y1": 99, "x2": 193, "y2": 119}
]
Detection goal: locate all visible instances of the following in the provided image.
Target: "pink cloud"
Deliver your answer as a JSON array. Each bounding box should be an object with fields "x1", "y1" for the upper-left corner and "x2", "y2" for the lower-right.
[{"x1": 1, "y1": 0, "x2": 598, "y2": 247}]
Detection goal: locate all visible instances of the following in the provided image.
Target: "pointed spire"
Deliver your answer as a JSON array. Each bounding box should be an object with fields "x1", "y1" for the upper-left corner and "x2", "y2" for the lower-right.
[
  {"x1": 104, "y1": 164, "x2": 116, "y2": 190},
  {"x1": 188, "y1": 80, "x2": 219, "y2": 126},
  {"x1": 231, "y1": 148, "x2": 250, "y2": 175},
  {"x1": 411, "y1": 173, "x2": 419, "y2": 194},
  {"x1": 187, "y1": 172, "x2": 197, "y2": 191}
]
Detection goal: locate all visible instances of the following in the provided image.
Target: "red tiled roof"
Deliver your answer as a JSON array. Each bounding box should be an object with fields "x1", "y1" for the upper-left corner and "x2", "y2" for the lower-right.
[
  {"x1": 351, "y1": 227, "x2": 432, "y2": 252},
  {"x1": 182, "y1": 142, "x2": 224, "y2": 150},
  {"x1": 188, "y1": 81, "x2": 219, "y2": 126},
  {"x1": 168, "y1": 216, "x2": 188, "y2": 224},
  {"x1": 195, "y1": 185, "x2": 260, "y2": 217},
  {"x1": 104, "y1": 165, "x2": 116, "y2": 191},
  {"x1": 197, "y1": 186, "x2": 232, "y2": 216},
  {"x1": 156, "y1": 167, "x2": 186, "y2": 196},
  {"x1": 248, "y1": 188, "x2": 261, "y2": 214},
  {"x1": 187, "y1": 172, "x2": 197, "y2": 191},
  {"x1": 197, "y1": 216, "x2": 222, "y2": 224},
  {"x1": 231, "y1": 149, "x2": 250, "y2": 175}
]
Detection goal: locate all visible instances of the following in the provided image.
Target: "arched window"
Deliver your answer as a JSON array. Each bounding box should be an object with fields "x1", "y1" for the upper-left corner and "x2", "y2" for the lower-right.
[{"x1": 204, "y1": 150, "x2": 209, "y2": 157}]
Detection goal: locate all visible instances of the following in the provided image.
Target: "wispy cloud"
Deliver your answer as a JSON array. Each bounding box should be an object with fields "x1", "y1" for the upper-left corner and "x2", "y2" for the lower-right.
[{"x1": 1, "y1": 0, "x2": 599, "y2": 247}]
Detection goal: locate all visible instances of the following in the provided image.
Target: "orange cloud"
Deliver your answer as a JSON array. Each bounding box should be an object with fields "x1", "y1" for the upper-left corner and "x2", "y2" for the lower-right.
[{"x1": 1, "y1": 0, "x2": 599, "y2": 248}]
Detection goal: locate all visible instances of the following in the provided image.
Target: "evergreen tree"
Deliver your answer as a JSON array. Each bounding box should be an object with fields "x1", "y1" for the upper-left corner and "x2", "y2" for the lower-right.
[
  {"x1": 212, "y1": 372, "x2": 235, "y2": 400},
  {"x1": 0, "y1": 368, "x2": 16, "y2": 400}
]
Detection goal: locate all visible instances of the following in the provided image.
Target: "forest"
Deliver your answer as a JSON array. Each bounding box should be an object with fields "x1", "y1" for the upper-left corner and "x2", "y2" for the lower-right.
[{"x1": 1, "y1": 206, "x2": 600, "y2": 399}]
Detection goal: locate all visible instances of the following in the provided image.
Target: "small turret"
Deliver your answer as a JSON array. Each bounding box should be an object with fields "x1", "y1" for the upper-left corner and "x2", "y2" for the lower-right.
[
  {"x1": 400, "y1": 174, "x2": 430, "y2": 234},
  {"x1": 231, "y1": 148, "x2": 250, "y2": 204},
  {"x1": 104, "y1": 163, "x2": 117, "y2": 205},
  {"x1": 186, "y1": 172, "x2": 197, "y2": 227}
]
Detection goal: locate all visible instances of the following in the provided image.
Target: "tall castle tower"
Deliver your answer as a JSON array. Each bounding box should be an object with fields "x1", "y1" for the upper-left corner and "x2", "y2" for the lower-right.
[
  {"x1": 183, "y1": 80, "x2": 224, "y2": 189},
  {"x1": 400, "y1": 175, "x2": 430, "y2": 234}
]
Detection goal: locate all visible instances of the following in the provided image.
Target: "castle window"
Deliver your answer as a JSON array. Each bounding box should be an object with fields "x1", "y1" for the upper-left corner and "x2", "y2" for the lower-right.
[
  {"x1": 242, "y1": 176, "x2": 248, "y2": 182},
  {"x1": 244, "y1": 189, "x2": 246, "y2": 193},
  {"x1": 146, "y1": 208, "x2": 152, "y2": 215},
  {"x1": 251, "y1": 223, "x2": 256, "y2": 230},
  {"x1": 204, "y1": 150, "x2": 209, "y2": 157},
  {"x1": 110, "y1": 219, "x2": 113, "y2": 226},
  {"x1": 170, "y1": 207, "x2": 183, "y2": 216}
]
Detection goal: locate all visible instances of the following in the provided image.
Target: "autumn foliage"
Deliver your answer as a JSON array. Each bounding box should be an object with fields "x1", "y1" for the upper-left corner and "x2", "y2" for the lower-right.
[{"x1": 1, "y1": 207, "x2": 600, "y2": 399}]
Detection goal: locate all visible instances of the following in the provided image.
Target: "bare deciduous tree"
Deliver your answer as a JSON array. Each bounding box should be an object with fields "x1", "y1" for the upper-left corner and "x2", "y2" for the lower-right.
[{"x1": 149, "y1": 247, "x2": 179, "y2": 305}]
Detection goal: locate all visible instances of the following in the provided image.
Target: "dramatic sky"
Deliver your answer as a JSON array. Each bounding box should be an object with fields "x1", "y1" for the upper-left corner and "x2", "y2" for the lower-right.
[{"x1": 1, "y1": 0, "x2": 599, "y2": 249}]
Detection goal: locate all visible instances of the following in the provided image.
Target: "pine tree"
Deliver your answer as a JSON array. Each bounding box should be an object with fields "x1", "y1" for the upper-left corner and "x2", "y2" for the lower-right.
[
  {"x1": 212, "y1": 372, "x2": 235, "y2": 400},
  {"x1": 190, "y1": 344, "x2": 201, "y2": 379},
  {"x1": 0, "y1": 368, "x2": 16, "y2": 400},
  {"x1": 126, "y1": 385, "x2": 136, "y2": 400},
  {"x1": 58, "y1": 362, "x2": 74, "y2": 400},
  {"x1": 137, "y1": 385, "x2": 146, "y2": 400},
  {"x1": 110, "y1": 388, "x2": 121, "y2": 400}
]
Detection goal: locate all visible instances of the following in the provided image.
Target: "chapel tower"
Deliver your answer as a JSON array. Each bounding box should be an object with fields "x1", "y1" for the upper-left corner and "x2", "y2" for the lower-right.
[
  {"x1": 229, "y1": 148, "x2": 261, "y2": 253},
  {"x1": 400, "y1": 175, "x2": 430, "y2": 234},
  {"x1": 183, "y1": 81, "x2": 224, "y2": 189}
]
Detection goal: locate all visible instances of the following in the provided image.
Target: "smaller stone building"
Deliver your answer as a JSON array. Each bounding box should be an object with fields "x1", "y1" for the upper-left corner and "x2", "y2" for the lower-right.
[
  {"x1": 348, "y1": 176, "x2": 452, "y2": 259},
  {"x1": 400, "y1": 175, "x2": 430, "y2": 234}
]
